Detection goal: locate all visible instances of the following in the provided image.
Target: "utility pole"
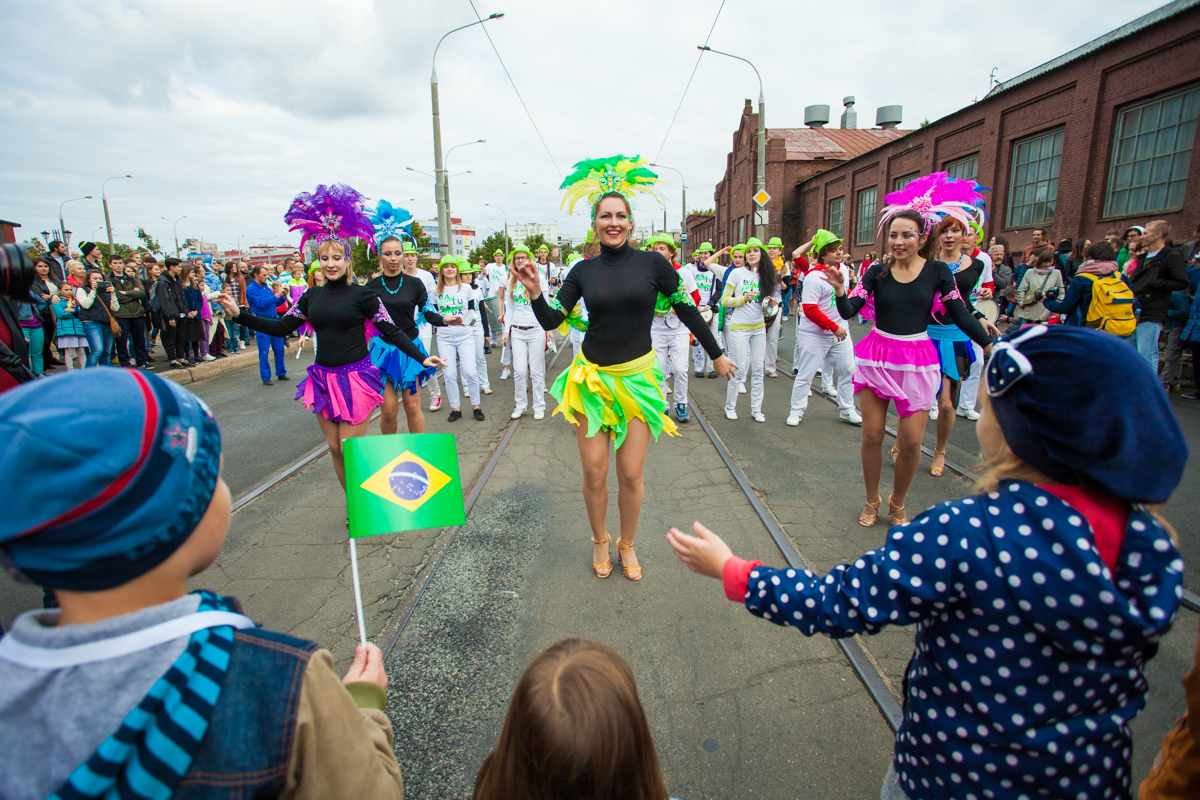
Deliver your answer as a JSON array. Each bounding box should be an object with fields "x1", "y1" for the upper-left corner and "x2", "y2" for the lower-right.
[
  {"x1": 698, "y1": 46, "x2": 766, "y2": 240},
  {"x1": 102, "y1": 175, "x2": 132, "y2": 256}
]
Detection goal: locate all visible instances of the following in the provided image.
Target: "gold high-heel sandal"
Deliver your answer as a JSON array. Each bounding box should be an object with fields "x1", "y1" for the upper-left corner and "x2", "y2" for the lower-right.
[
  {"x1": 930, "y1": 448, "x2": 947, "y2": 477},
  {"x1": 890, "y1": 443, "x2": 900, "y2": 463},
  {"x1": 859, "y1": 497, "x2": 883, "y2": 527},
  {"x1": 591, "y1": 534, "x2": 612, "y2": 579},
  {"x1": 616, "y1": 538, "x2": 643, "y2": 581},
  {"x1": 888, "y1": 494, "x2": 908, "y2": 525}
]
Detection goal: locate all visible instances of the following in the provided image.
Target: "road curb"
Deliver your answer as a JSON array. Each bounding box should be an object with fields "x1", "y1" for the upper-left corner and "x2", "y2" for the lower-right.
[{"x1": 161, "y1": 339, "x2": 303, "y2": 385}]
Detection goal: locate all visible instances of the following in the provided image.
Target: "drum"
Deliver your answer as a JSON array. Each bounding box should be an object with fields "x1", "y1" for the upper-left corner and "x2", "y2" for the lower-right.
[
  {"x1": 700, "y1": 308, "x2": 714, "y2": 324},
  {"x1": 974, "y1": 298, "x2": 1000, "y2": 323}
]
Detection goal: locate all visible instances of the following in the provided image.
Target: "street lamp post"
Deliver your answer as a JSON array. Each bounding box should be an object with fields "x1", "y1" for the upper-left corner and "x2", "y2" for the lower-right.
[
  {"x1": 698, "y1": 45, "x2": 766, "y2": 241},
  {"x1": 162, "y1": 216, "x2": 186, "y2": 257},
  {"x1": 650, "y1": 163, "x2": 688, "y2": 257},
  {"x1": 59, "y1": 195, "x2": 92, "y2": 249},
  {"x1": 432, "y1": 14, "x2": 503, "y2": 255},
  {"x1": 102, "y1": 175, "x2": 132, "y2": 256},
  {"x1": 484, "y1": 203, "x2": 508, "y2": 260}
]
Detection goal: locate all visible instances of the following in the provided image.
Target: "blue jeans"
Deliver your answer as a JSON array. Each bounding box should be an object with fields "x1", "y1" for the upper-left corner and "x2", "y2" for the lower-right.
[
  {"x1": 1134, "y1": 320, "x2": 1163, "y2": 372},
  {"x1": 256, "y1": 330, "x2": 286, "y2": 380},
  {"x1": 225, "y1": 320, "x2": 241, "y2": 352},
  {"x1": 82, "y1": 320, "x2": 114, "y2": 367}
]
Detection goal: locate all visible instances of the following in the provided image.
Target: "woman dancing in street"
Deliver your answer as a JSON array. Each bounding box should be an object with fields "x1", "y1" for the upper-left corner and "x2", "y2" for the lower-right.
[
  {"x1": 829, "y1": 173, "x2": 994, "y2": 526},
  {"x1": 430, "y1": 255, "x2": 483, "y2": 421},
  {"x1": 505, "y1": 245, "x2": 552, "y2": 420},
  {"x1": 720, "y1": 237, "x2": 780, "y2": 422},
  {"x1": 218, "y1": 184, "x2": 443, "y2": 489},
  {"x1": 517, "y1": 155, "x2": 734, "y2": 581}
]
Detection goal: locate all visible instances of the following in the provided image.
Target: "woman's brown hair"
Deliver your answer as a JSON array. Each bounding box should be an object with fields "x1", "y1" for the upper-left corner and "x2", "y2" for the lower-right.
[
  {"x1": 877, "y1": 209, "x2": 929, "y2": 279},
  {"x1": 473, "y1": 638, "x2": 668, "y2": 800},
  {"x1": 591, "y1": 192, "x2": 640, "y2": 250}
]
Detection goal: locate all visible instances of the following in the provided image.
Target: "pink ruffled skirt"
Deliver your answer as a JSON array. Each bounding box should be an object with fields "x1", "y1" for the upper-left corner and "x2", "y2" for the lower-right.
[
  {"x1": 296, "y1": 357, "x2": 384, "y2": 424},
  {"x1": 851, "y1": 329, "x2": 940, "y2": 417}
]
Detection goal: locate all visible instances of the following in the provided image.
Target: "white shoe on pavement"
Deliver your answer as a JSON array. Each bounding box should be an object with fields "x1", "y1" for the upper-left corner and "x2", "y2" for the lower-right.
[
  {"x1": 752, "y1": 412, "x2": 766, "y2": 423},
  {"x1": 724, "y1": 407, "x2": 738, "y2": 420},
  {"x1": 930, "y1": 408, "x2": 939, "y2": 420},
  {"x1": 957, "y1": 409, "x2": 981, "y2": 421},
  {"x1": 664, "y1": 385, "x2": 672, "y2": 395},
  {"x1": 482, "y1": 386, "x2": 493, "y2": 395},
  {"x1": 500, "y1": 367, "x2": 511, "y2": 380},
  {"x1": 202, "y1": 354, "x2": 217, "y2": 362},
  {"x1": 464, "y1": 388, "x2": 470, "y2": 397},
  {"x1": 510, "y1": 409, "x2": 524, "y2": 419},
  {"x1": 429, "y1": 397, "x2": 442, "y2": 412},
  {"x1": 840, "y1": 409, "x2": 864, "y2": 426},
  {"x1": 786, "y1": 414, "x2": 802, "y2": 427},
  {"x1": 533, "y1": 410, "x2": 545, "y2": 420},
  {"x1": 738, "y1": 383, "x2": 747, "y2": 394}
]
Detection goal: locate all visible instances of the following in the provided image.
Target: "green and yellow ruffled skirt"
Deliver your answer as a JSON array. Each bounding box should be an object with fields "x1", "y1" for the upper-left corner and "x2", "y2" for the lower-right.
[{"x1": 550, "y1": 350, "x2": 678, "y2": 449}]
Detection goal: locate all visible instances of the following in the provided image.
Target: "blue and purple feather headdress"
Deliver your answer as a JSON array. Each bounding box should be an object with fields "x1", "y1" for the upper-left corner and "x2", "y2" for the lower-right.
[
  {"x1": 284, "y1": 183, "x2": 375, "y2": 255},
  {"x1": 368, "y1": 199, "x2": 414, "y2": 252},
  {"x1": 877, "y1": 172, "x2": 987, "y2": 236}
]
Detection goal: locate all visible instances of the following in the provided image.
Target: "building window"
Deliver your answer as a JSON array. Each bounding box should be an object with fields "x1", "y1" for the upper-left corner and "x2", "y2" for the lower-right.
[
  {"x1": 855, "y1": 187, "x2": 877, "y2": 245},
  {"x1": 1104, "y1": 84, "x2": 1199, "y2": 218},
  {"x1": 945, "y1": 154, "x2": 979, "y2": 181},
  {"x1": 893, "y1": 172, "x2": 919, "y2": 192},
  {"x1": 1007, "y1": 128, "x2": 1064, "y2": 228},
  {"x1": 827, "y1": 196, "x2": 845, "y2": 238}
]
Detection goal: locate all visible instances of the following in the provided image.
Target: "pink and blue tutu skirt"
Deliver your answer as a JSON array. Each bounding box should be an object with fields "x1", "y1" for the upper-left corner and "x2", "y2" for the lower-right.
[
  {"x1": 368, "y1": 335, "x2": 435, "y2": 395},
  {"x1": 851, "y1": 329, "x2": 940, "y2": 417},
  {"x1": 296, "y1": 357, "x2": 384, "y2": 425}
]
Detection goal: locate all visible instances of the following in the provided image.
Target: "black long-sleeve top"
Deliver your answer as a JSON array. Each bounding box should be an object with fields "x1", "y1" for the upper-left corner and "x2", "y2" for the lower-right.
[
  {"x1": 364, "y1": 273, "x2": 446, "y2": 340},
  {"x1": 929, "y1": 256, "x2": 984, "y2": 326},
  {"x1": 236, "y1": 278, "x2": 426, "y2": 368},
  {"x1": 529, "y1": 243, "x2": 723, "y2": 366},
  {"x1": 837, "y1": 260, "x2": 991, "y2": 348}
]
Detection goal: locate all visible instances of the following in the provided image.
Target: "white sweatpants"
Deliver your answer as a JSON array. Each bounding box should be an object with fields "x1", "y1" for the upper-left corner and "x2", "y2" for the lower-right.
[
  {"x1": 652, "y1": 327, "x2": 691, "y2": 407},
  {"x1": 725, "y1": 327, "x2": 765, "y2": 414},
  {"x1": 570, "y1": 328, "x2": 585, "y2": 359},
  {"x1": 693, "y1": 315, "x2": 721, "y2": 374},
  {"x1": 471, "y1": 323, "x2": 490, "y2": 390},
  {"x1": 419, "y1": 326, "x2": 441, "y2": 399},
  {"x1": 790, "y1": 331, "x2": 856, "y2": 417},
  {"x1": 509, "y1": 326, "x2": 546, "y2": 413},
  {"x1": 764, "y1": 312, "x2": 782, "y2": 374},
  {"x1": 957, "y1": 341, "x2": 984, "y2": 413},
  {"x1": 438, "y1": 332, "x2": 479, "y2": 408}
]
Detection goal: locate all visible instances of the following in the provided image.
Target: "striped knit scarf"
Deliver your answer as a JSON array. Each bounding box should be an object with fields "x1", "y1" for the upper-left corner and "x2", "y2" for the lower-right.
[{"x1": 49, "y1": 591, "x2": 240, "y2": 800}]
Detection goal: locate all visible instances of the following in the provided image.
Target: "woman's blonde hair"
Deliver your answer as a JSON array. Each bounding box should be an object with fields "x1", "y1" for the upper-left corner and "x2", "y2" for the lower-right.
[{"x1": 316, "y1": 239, "x2": 346, "y2": 257}]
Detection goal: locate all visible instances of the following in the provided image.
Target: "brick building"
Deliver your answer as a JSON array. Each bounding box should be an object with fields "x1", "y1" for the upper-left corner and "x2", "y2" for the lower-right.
[
  {"x1": 792, "y1": 0, "x2": 1200, "y2": 259},
  {"x1": 685, "y1": 100, "x2": 906, "y2": 257}
]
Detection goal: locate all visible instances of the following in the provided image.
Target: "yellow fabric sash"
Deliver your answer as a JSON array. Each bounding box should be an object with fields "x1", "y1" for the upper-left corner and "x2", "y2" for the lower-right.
[{"x1": 555, "y1": 350, "x2": 678, "y2": 441}]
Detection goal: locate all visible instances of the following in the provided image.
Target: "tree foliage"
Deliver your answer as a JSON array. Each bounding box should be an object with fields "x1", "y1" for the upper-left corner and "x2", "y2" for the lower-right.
[
  {"x1": 99, "y1": 242, "x2": 135, "y2": 261},
  {"x1": 22, "y1": 239, "x2": 46, "y2": 258},
  {"x1": 136, "y1": 227, "x2": 163, "y2": 255},
  {"x1": 469, "y1": 230, "x2": 514, "y2": 266},
  {"x1": 522, "y1": 233, "x2": 550, "y2": 255}
]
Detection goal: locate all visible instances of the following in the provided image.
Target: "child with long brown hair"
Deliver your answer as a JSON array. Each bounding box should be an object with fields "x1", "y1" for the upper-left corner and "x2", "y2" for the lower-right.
[
  {"x1": 669, "y1": 325, "x2": 1188, "y2": 800},
  {"x1": 474, "y1": 638, "x2": 671, "y2": 800}
]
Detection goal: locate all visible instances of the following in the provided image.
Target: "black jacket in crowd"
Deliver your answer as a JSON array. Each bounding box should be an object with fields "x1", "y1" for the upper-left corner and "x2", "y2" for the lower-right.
[
  {"x1": 1129, "y1": 247, "x2": 1188, "y2": 323},
  {"x1": 154, "y1": 274, "x2": 187, "y2": 318}
]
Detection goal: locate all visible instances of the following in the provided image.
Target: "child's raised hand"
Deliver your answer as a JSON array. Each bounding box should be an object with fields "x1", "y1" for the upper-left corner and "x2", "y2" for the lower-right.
[
  {"x1": 342, "y1": 643, "x2": 387, "y2": 690},
  {"x1": 667, "y1": 522, "x2": 734, "y2": 580}
]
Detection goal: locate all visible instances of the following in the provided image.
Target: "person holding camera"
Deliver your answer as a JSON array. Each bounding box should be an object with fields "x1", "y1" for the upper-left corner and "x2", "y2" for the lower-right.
[
  {"x1": 1013, "y1": 247, "x2": 1063, "y2": 325},
  {"x1": 76, "y1": 268, "x2": 120, "y2": 368}
]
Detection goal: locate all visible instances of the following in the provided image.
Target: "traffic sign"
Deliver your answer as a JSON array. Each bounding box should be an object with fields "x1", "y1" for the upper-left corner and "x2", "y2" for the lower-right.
[
  {"x1": 753, "y1": 190, "x2": 771, "y2": 207},
  {"x1": 680, "y1": 233, "x2": 688, "y2": 241}
]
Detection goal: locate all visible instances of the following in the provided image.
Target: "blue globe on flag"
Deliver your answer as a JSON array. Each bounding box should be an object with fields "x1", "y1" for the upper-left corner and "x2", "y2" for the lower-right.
[{"x1": 389, "y1": 461, "x2": 429, "y2": 502}]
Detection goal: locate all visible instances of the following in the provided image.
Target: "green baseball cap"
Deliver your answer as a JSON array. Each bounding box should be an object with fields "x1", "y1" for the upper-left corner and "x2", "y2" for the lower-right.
[
  {"x1": 767, "y1": 237, "x2": 784, "y2": 248},
  {"x1": 696, "y1": 242, "x2": 715, "y2": 253}
]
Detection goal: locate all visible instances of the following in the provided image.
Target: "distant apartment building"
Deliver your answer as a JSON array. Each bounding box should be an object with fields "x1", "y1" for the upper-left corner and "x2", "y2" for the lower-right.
[{"x1": 418, "y1": 218, "x2": 476, "y2": 256}]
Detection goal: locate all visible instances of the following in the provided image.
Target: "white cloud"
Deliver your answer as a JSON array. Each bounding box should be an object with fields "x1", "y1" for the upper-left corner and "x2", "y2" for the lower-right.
[{"x1": 0, "y1": 0, "x2": 1167, "y2": 251}]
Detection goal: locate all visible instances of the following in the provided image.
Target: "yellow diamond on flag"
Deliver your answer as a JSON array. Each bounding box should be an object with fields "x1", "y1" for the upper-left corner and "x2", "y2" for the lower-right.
[
  {"x1": 359, "y1": 450, "x2": 453, "y2": 512},
  {"x1": 753, "y1": 190, "x2": 771, "y2": 207}
]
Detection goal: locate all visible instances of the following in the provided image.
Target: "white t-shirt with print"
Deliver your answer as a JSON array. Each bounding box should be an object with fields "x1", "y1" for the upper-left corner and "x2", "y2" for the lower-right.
[
  {"x1": 796, "y1": 267, "x2": 847, "y2": 338},
  {"x1": 434, "y1": 282, "x2": 478, "y2": 343},
  {"x1": 504, "y1": 276, "x2": 550, "y2": 330},
  {"x1": 725, "y1": 266, "x2": 777, "y2": 329},
  {"x1": 689, "y1": 264, "x2": 718, "y2": 307}
]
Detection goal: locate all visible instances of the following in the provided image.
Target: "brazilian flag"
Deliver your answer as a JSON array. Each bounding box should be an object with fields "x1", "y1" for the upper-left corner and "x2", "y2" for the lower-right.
[{"x1": 343, "y1": 434, "x2": 466, "y2": 538}]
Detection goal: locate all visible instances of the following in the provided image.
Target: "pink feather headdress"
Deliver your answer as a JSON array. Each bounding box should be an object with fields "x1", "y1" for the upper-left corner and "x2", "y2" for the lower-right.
[
  {"x1": 877, "y1": 172, "x2": 987, "y2": 236},
  {"x1": 284, "y1": 183, "x2": 375, "y2": 255}
]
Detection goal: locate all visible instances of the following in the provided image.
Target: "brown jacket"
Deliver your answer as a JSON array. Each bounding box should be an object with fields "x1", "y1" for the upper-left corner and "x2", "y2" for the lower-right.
[{"x1": 1140, "y1": 615, "x2": 1200, "y2": 798}]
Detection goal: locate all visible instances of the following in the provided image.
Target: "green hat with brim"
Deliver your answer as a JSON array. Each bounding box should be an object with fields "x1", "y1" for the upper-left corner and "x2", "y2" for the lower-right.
[
  {"x1": 811, "y1": 229, "x2": 843, "y2": 259},
  {"x1": 439, "y1": 254, "x2": 458, "y2": 267},
  {"x1": 403, "y1": 242, "x2": 418, "y2": 254},
  {"x1": 493, "y1": 249, "x2": 504, "y2": 257},
  {"x1": 696, "y1": 242, "x2": 715, "y2": 253},
  {"x1": 646, "y1": 233, "x2": 677, "y2": 251},
  {"x1": 767, "y1": 237, "x2": 784, "y2": 248},
  {"x1": 308, "y1": 261, "x2": 321, "y2": 276},
  {"x1": 508, "y1": 245, "x2": 533, "y2": 262},
  {"x1": 745, "y1": 237, "x2": 765, "y2": 250},
  {"x1": 536, "y1": 245, "x2": 549, "y2": 253},
  {"x1": 731, "y1": 244, "x2": 746, "y2": 253}
]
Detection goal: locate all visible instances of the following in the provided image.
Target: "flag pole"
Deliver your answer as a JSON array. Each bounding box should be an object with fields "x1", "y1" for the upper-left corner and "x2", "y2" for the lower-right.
[{"x1": 349, "y1": 538, "x2": 368, "y2": 646}]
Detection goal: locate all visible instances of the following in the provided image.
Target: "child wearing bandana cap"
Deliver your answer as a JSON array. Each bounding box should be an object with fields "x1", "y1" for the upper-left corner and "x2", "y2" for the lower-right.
[
  {"x1": 0, "y1": 370, "x2": 404, "y2": 800},
  {"x1": 668, "y1": 325, "x2": 1188, "y2": 800}
]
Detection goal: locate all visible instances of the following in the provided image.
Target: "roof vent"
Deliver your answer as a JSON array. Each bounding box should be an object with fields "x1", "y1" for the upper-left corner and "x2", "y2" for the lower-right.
[
  {"x1": 804, "y1": 104, "x2": 830, "y2": 129},
  {"x1": 840, "y1": 96, "x2": 857, "y2": 129},
  {"x1": 876, "y1": 105, "x2": 903, "y2": 129}
]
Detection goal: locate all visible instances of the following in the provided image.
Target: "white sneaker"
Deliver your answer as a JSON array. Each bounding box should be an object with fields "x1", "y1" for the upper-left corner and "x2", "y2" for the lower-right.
[
  {"x1": 738, "y1": 383, "x2": 747, "y2": 394},
  {"x1": 807, "y1": 388, "x2": 812, "y2": 397},
  {"x1": 840, "y1": 409, "x2": 863, "y2": 426},
  {"x1": 463, "y1": 388, "x2": 470, "y2": 397},
  {"x1": 823, "y1": 384, "x2": 836, "y2": 397},
  {"x1": 930, "y1": 408, "x2": 939, "y2": 420},
  {"x1": 752, "y1": 412, "x2": 766, "y2": 423},
  {"x1": 510, "y1": 408, "x2": 524, "y2": 419},
  {"x1": 533, "y1": 410, "x2": 545, "y2": 420},
  {"x1": 957, "y1": 409, "x2": 981, "y2": 421},
  {"x1": 664, "y1": 385, "x2": 672, "y2": 395},
  {"x1": 429, "y1": 396, "x2": 442, "y2": 412},
  {"x1": 202, "y1": 354, "x2": 217, "y2": 362},
  {"x1": 482, "y1": 386, "x2": 493, "y2": 395},
  {"x1": 786, "y1": 414, "x2": 802, "y2": 427},
  {"x1": 500, "y1": 367, "x2": 511, "y2": 380},
  {"x1": 724, "y1": 407, "x2": 738, "y2": 420}
]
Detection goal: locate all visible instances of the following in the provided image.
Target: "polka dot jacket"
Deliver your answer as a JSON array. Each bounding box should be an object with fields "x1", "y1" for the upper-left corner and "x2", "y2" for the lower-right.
[{"x1": 741, "y1": 481, "x2": 1183, "y2": 800}]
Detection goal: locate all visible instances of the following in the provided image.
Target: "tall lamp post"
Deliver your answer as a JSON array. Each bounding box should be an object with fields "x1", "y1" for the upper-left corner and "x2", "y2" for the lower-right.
[
  {"x1": 162, "y1": 215, "x2": 186, "y2": 257},
  {"x1": 102, "y1": 175, "x2": 132, "y2": 256},
  {"x1": 698, "y1": 45, "x2": 766, "y2": 241},
  {"x1": 59, "y1": 195, "x2": 92, "y2": 249},
  {"x1": 484, "y1": 203, "x2": 508, "y2": 260},
  {"x1": 650, "y1": 162, "x2": 687, "y2": 255},
  {"x1": 432, "y1": 14, "x2": 504, "y2": 255}
]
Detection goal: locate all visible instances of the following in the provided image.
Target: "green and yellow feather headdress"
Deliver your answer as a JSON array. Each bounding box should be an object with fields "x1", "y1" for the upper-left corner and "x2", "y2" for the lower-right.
[{"x1": 559, "y1": 154, "x2": 663, "y2": 217}]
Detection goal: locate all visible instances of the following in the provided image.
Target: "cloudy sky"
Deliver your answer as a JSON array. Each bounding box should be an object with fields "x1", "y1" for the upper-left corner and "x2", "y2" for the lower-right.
[{"x1": 1, "y1": 0, "x2": 1165, "y2": 252}]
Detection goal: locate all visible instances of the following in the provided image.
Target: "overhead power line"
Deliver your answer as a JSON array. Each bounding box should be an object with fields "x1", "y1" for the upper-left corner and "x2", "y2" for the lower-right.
[
  {"x1": 467, "y1": 0, "x2": 563, "y2": 178},
  {"x1": 653, "y1": 0, "x2": 727, "y2": 164}
]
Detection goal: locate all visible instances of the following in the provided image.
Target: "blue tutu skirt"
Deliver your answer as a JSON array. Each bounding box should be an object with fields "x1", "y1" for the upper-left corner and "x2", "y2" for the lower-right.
[
  {"x1": 926, "y1": 324, "x2": 975, "y2": 383},
  {"x1": 368, "y1": 335, "x2": 434, "y2": 394}
]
